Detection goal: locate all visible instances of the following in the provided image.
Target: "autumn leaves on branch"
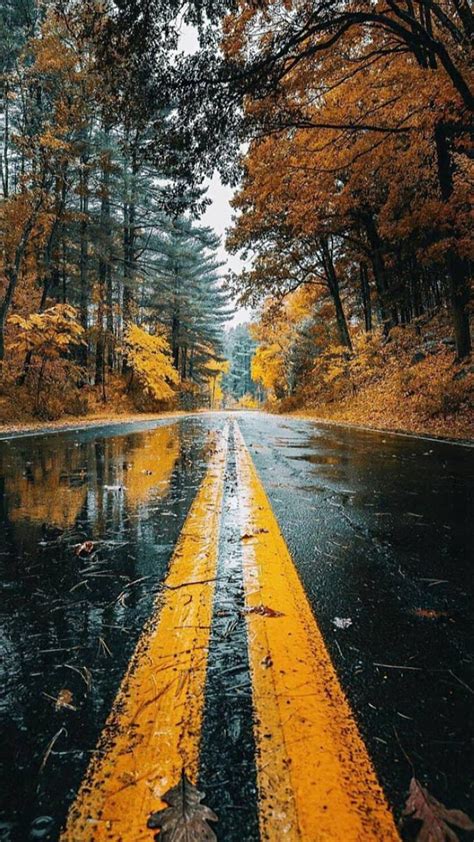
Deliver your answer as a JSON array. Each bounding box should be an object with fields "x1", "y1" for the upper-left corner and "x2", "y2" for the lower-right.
[
  {"x1": 0, "y1": 0, "x2": 472, "y2": 422},
  {"x1": 223, "y1": 0, "x2": 472, "y2": 363}
]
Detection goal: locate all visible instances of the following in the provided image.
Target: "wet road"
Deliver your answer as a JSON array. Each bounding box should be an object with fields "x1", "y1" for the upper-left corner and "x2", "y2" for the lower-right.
[{"x1": 0, "y1": 412, "x2": 473, "y2": 840}]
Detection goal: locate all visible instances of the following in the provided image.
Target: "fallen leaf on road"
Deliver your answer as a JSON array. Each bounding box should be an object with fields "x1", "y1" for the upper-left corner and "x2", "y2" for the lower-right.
[
  {"x1": 403, "y1": 777, "x2": 474, "y2": 841},
  {"x1": 243, "y1": 604, "x2": 284, "y2": 618},
  {"x1": 332, "y1": 617, "x2": 353, "y2": 629},
  {"x1": 55, "y1": 689, "x2": 76, "y2": 710},
  {"x1": 148, "y1": 771, "x2": 217, "y2": 841},
  {"x1": 43, "y1": 689, "x2": 76, "y2": 710},
  {"x1": 412, "y1": 608, "x2": 449, "y2": 620},
  {"x1": 241, "y1": 528, "x2": 269, "y2": 540},
  {"x1": 75, "y1": 540, "x2": 95, "y2": 557}
]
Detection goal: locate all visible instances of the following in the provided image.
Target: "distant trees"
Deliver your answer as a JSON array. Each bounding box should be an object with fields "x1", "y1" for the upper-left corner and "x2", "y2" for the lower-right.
[{"x1": 222, "y1": 324, "x2": 259, "y2": 405}]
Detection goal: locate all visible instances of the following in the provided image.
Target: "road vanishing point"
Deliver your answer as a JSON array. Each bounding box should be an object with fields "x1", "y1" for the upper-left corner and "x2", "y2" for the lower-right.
[{"x1": 0, "y1": 412, "x2": 473, "y2": 841}]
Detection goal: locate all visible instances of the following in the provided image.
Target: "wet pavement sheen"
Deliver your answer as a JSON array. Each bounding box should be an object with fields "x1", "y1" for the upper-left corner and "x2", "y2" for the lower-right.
[
  {"x1": 237, "y1": 413, "x2": 474, "y2": 833},
  {"x1": 0, "y1": 412, "x2": 473, "y2": 841},
  {"x1": 0, "y1": 416, "x2": 222, "y2": 841}
]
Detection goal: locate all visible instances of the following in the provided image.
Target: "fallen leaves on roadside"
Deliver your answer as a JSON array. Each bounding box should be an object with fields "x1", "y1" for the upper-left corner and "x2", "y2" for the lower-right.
[
  {"x1": 75, "y1": 540, "x2": 95, "y2": 557},
  {"x1": 243, "y1": 604, "x2": 284, "y2": 618},
  {"x1": 403, "y1": 777, "x2": 474, "y2": 841},
  {"x1": 147, "y1": 771, "x2": 217, "y2": 841}
]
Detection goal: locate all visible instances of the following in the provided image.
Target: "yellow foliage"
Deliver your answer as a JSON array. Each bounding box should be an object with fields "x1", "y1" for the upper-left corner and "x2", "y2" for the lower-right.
[
  {"x1": 238, "y1": 393, "x2": 260, "y2": 409},
  {"x1": 124, "y1": 324, "x2": 179, "y2": 402},
  {"x1": 205, "y1": 358, "x2": 230, "y2": 409},
  {"x1": 251, "y1": 344, "x2": 285, "y2": 396},
  {"x1": 9, "y1": 304, "x2": 84, "y2": 358}
]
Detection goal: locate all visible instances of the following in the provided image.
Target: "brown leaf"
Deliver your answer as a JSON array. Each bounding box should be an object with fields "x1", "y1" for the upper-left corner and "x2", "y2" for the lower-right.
[
  {"x1": 240, "y1": 528, "x2": 269, "y2": 540},
  {"x1": 403, "y1": 777, "x2": 474, "y2": 841},
  {"x1": 243, "y1": 604, "x2": 284, "y2": 618},
  {"x1": 148, "y1": 771, "x2": 217, "y2": 841},
  {"x1": 412, "y1": 608, "x2": 449, "y2": 620},
  {"x1": 75, "y1": 540, "x2": 95, "y2": 557},
  {"x1": 55, "y1": 689, "x2": 76, "y2": 710}
]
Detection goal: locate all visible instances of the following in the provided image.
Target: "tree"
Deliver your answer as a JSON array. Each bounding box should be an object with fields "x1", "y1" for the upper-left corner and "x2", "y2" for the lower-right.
[
  {"x1": 222, "y1": 324, "x2": 258, "y2": 403},
  {"x1": 0, "y1": 3, "x2": 234, "y2": 418},
  {"x1": 8, "y1": 304, "x2": 84, "y2": 414},
  {"x1": 123, "y1": 323, "x2": 178, "y2": 401}
]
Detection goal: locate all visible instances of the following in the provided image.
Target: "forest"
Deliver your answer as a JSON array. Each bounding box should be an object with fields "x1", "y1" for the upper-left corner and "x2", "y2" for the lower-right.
[{"x1": 0, "y1": 0, "x2": 472, "y2": 436}]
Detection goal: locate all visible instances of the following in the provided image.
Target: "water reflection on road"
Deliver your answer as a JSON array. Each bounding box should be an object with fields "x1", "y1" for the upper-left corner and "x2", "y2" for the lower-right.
[{"x1": 0, "y1": 417, "x2": 220, "y2": 842}]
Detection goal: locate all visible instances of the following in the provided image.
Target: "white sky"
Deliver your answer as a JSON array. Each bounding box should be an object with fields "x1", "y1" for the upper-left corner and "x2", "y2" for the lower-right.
[
  {"x1": 201, "y1": 173, "x2": 250, "y2": 328},
  {"x1": 179, "y1": 23, "x2": 250, "y2": 328}
]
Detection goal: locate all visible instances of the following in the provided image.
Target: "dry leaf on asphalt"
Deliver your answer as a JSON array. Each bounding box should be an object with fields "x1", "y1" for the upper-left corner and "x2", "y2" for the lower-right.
[
  {"x1": 332, "y1": 617, "x2": 353, "y2": 629},
  {"x1": 54, "y1": 689, "x2": 76, "y2": 710},
  {"x1": 240, "y1": 528, "x2": 269, "y2": 540},
  {"x1": 243, "y1": 604, "x2": 284, "y2": 618},
  {"x1": 147, "y1": 771, "x2": 217, "y2": 841},
  {"x1": 412, "y1": 608, "x2": 449, "y2": 620},
  {"x1": 43, "y1": 689, "x2": 76, "y2": 711},
  {"x1": 75, "y1": 540, "x2": 95, "y2": 557},
  {"x1": 403, "y1": 777, "x2": 474, "y2": 841}
]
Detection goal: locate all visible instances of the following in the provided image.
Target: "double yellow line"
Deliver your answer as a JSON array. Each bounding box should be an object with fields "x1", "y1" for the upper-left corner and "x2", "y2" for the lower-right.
[
  {"x1": 62, "y1": 427, "x2": 228, "y2": 842},
  {"x1": 63, "y1": 421, "x2": 399, "y2": 841}
]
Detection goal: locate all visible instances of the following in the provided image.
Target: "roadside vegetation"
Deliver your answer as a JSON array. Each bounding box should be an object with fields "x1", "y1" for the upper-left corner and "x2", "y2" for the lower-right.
[
  {"x1": 0, "y1": 2, "x2": 231, "y2": 424},
  {"x1": 220, "y1": 1, "x2": 473, "y2": 438}
]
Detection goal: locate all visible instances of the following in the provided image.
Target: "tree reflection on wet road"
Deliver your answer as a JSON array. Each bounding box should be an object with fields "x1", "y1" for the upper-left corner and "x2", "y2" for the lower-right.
[{"x1": 0, "y1": 413, "x2": 472, "y2": 841}]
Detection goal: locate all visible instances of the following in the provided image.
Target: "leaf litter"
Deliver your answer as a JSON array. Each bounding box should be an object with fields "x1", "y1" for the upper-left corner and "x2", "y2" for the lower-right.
[
  {"x1": 403, "y1": 777, "x2": 474, "y2": 841},
  {"x1": 147, "y1": 770, "x2": 217, "y2": 841}
]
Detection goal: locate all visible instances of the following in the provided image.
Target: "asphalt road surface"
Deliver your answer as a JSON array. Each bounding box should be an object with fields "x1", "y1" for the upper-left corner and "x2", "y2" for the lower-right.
[{"x1": 0, "y1": 412, "x2": 472, "y2": 841}]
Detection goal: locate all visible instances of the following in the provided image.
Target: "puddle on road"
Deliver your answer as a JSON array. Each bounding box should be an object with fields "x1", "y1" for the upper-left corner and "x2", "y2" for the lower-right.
[{"x1": 0, "y1": 418, "x2": 219, "y2": 842}]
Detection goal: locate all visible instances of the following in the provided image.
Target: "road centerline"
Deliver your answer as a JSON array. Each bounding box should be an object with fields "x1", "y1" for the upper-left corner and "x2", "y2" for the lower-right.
[
  {"x1": 61, "y1": 424, "x2": 229, "y2": 842},
  {"x1": 234, "y1": 421, "x2": 400, "y2": 841},
  {"x1": 198, "y1": 423, "x2": 260, "y2": 840}
]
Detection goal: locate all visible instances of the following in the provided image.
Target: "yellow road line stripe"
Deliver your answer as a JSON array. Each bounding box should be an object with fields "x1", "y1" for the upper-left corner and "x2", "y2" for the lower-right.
[
  {"x1": 234, "y1": 422, "x2": 400, "y2": 841},
  {"x1": 62, "y1": 426, "x2": 228, "y2": 842}
]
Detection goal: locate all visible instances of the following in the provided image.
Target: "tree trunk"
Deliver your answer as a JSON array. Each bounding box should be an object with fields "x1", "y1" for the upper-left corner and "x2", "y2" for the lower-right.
[
  {"x1": 320, "y1": 237, "x2": 353, "y2": 351},
  {"x1": 181, "y1": 345, "x2": 187, "y2": 380},
  {"x1": 106, "y1": 262, "x2": 114, "y2": 370},
  {"x1": 171, "y1": 273, "x2": 180, "y2": 370},
  {"x1": 362, "y1": 212, "x2": 396, "y2": 335},
  {"x1": 435, "y1": 122, "x2": 471, "y2": 358},
  {"x1": 0, "y1": 203, "x2": 40, "y2": 360},
  {"x1": 95, "y1": 130, "x2": 111, "y2": 393},
  {"x1": 79, "y1": 163, "x2": 89, "y2": 368},
  {"x1": 360, "y1": 263, "x2": 372, "y2": 332}
]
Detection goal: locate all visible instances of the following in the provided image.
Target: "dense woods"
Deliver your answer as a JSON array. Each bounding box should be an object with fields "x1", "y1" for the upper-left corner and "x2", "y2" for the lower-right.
[
  {"x1": 0, "y1": 1, "x2": 231, "y2": 421},
  {"x1": 217, "y1": 0, "x2": 473, "y2": 429},
  {"x1": 0, "y1": 0, "x2": 472, "y2": 434}
]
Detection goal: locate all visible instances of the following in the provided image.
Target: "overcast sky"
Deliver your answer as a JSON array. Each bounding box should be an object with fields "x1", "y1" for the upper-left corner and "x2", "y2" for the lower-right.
[
  {"x1": 179, "y1": 24, "x2": 250, "y2": 328},
  {"x1": 201, "y1": 173, "x2": 250, "y2": 328}
]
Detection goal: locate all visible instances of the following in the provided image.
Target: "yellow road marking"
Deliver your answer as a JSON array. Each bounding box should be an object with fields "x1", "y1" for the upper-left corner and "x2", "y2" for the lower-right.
[
  {"x1": 234, "y1": 423, "x2": 400, "y2": 841},
  {"x1": 62, "y1": 427, "x2": 228, "y2": 842}
]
